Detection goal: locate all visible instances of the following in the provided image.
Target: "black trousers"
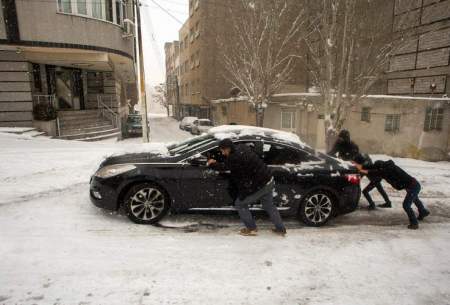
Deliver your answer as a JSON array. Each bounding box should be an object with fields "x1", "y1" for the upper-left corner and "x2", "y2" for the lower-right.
[{"x1": 363, "y1": 178, "x2": 391, "y2": 207}]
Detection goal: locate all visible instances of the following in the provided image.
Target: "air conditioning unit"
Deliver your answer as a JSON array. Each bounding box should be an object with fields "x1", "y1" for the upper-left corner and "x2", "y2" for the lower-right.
[{"x1": 122, "y1": 19, "x2": 135, "y2": 39}]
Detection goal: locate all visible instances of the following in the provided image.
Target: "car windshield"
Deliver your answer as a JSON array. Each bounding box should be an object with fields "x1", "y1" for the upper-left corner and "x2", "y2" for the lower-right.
[
  {"x1": 167, "y1": 134, "x2": 216, "y2": 155},
  {"x1": 199, "y1": 120, "x2": 213, "y2": 126},
  {"x1": 127, "y1": 116, "x2": 142, "y2": 124}
]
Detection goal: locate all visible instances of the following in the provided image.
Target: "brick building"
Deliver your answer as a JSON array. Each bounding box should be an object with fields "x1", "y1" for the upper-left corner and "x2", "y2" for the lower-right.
[{"x1": 386, "y1": 0, "x2": 450, "y2": 97}]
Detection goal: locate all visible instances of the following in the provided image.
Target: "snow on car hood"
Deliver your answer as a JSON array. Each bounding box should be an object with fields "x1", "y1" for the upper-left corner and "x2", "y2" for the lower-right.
[{"x1": 208, "y1": 125, "x2": 307, "y2": 148}]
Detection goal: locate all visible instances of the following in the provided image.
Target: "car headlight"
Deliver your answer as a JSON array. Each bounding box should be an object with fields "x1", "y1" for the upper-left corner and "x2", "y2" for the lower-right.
[{"x1": 94, "y1": 164, "x2": 136, "y2": 178}]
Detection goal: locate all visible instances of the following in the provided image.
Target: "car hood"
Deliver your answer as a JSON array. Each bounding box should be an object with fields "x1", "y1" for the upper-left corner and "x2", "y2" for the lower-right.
[{"x1": 100, "y1": 152, "x2": 175, "y2": 167}]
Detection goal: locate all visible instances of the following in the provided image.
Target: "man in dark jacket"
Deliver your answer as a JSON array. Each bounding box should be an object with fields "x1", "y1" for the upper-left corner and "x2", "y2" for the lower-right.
[
  {"x1": 353, "y1": 155, "x2": 430, "y2": 229},
  {"x1": 328, "y1": 130, "x2": 360, "y2": 161},
  {"x1": 358, "y1": 154, "x2": 392, "y2": 210},
  {"x1": 207, "y1": 139, "x2": 286, "y2": 236}
]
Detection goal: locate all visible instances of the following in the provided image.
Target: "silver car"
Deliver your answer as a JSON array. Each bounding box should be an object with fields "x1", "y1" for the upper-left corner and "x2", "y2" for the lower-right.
[
  {"x1": 191, "y1": 119, "x2": 214, "y2": 135},
  {"x1": 179, "y1": 116, "x2": 198, "y2": 131}
]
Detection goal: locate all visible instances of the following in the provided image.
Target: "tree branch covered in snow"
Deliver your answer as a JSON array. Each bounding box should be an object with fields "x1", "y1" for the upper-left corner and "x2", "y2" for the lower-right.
[
  {"x1": 219, "y1": 0, "x2": 306, "y2": 126},
  {"x1": 298, "y1": 0, "x2": 420, "y2": 147},
  {"x1": 152, "y1": 84, "x2": 170, "y2": 116}
]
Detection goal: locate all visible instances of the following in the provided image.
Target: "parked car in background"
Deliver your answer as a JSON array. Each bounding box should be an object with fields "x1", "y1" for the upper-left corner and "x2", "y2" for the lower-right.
[
  {"x1": 179, "y1": 116, "x2": 198, "y2": 131},
  {"x1": 124, "y1": 114, "x2": 144, "y2": 137},
  {"x1": 90, "y1": 125, "x2": 361, "y2": 227},
  {"x1": 191, "y1": 119, "x2": 214, "y2": 135}
]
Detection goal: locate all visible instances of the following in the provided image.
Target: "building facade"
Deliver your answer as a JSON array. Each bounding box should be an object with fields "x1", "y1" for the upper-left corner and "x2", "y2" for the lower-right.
[
  {"x1": 0, "y1": 0, "x2": 137, "y2": 140},
  {"x1": 164, "y1": 41, "x2": 180, "y2": 118},
  {"x1": 386, "y1": 0, "x2": 450, "y2": 97}
]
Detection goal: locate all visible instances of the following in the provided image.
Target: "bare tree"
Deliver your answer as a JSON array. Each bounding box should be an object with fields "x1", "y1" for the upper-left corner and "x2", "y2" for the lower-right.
[
  {"x1": 299, "y1": 0, "x2": 417, "y2": 148},
  {"x1": 219, "y1": 0, "x2": 306, "y2": 126},
  {"x1": 152, "y1": 83, "x2": 170, "y2": 116}
]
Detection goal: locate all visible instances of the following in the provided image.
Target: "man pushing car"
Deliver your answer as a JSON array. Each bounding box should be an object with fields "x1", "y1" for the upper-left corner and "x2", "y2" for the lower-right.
[{"x1": 207, "y1": 138, "x2": 287, "y2": 236}]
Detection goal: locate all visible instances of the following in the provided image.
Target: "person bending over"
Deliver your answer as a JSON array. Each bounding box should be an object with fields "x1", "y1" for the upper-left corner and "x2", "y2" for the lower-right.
[
  {"x1": 207, "y1": 139, "x2": 286, "y2": 236},
  {"x1": 352, "y1": 154, "x2": 430, "y2": 230}
]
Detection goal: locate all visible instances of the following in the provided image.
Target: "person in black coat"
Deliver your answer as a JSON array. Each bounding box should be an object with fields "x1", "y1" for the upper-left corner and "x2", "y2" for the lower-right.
[
  {"x1": 358, "y1": 154, "x2": 392, "y2": 210},
  {"x1": 329, "y1": 130, "x2": 390, "y2": 210},
  {"x1": 352, "y1": 154, "x2": 430, "y2": 229},
  {"x1": 207, "y1": 139, "x2": 286, "y2": 236},
  {"x1": 328, "y1": 130, "x2": 360, "y2": 161}
]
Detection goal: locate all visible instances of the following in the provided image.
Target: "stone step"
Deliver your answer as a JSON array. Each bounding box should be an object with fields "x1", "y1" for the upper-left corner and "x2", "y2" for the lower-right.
[
  {"x1": 60, "y1": 121, "x2": 113, "y2": 130},
  {"x1": 59, "y1": 117, "x2": 110, "y2": 126},
  {"x1": 58, "y1": 110, "x2": 99, "y2": 117},
  {"x1": 59, "y1": 124, "x2": 115, "y2": 136},
  {"x1": 58, "y1": 128, "x2": 120, "y2": 141},
  {"x1": 58, "y1": 113, "x2": 101, "y2": 121},
  {"x1": 77, "y1": 131, "x2": 121, "y2": 142}
]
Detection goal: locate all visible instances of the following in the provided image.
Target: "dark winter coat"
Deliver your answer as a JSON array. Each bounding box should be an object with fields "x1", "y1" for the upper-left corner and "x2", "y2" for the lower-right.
[
  {"x1": 210, "y1": 144, "x2": 273, "y2": 200},
  {"x1": 363, "y1": 160, "x2": 416, "y2": 190},
  {"x1": 328, "y1": 131, "x2": 360, "y2": 161}
]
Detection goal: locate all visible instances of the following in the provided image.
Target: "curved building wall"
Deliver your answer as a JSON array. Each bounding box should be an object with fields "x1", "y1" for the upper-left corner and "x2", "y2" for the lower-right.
[{"x1": 13, "y1": 1, "x2": 134, "y2": 58}]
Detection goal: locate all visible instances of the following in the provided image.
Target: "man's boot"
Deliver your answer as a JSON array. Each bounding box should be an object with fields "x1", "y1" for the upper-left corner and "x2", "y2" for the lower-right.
[
  {"x1": 379, "y1": 202, "x2": 392, "y2": 208},
  {"x1": 407, "y1": 223, "x2": 419, "y2": 230},
  {"x1": 239, "y1": 228, "x2": 258, "y2": 236},
  {"x1": 418, "y1": 210, "x2": 430, "y2": 221}
]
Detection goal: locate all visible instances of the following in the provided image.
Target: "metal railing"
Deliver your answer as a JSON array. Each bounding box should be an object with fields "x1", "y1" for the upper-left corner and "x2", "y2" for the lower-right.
[
  {"x1": 32, "y1": 94, "x2": 56, "y2": 108},
  {"x1": 97, "y1": 95, "x2": 119, "y2": 128}
]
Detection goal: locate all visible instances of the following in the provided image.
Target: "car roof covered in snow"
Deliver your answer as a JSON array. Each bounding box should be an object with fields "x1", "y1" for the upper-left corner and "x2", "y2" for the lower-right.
[{"x1": 208, "y1": 125, "x2": 309, "y2": 149}]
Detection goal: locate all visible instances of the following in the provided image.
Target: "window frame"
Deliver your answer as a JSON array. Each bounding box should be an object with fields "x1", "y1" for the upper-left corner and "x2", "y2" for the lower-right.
[
  {"x1": 385, "y1": 114, "x2": 401, "y2": 133},
  {"x1": 56, "y1": 0, "x2": 126, "y2": 27},
  {"x1": 361, "y1": 107, "x2": 371, "y2": 122},
  {"x1": 424, "y1": 107, "x2": 444, "y2": 131},
  {"x1": 281, "y1": 110, "x2": 296, "y2": 130}
]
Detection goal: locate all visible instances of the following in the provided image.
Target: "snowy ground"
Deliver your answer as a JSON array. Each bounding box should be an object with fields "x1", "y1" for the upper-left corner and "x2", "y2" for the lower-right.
[{"x1": 0, "y1": 116, "x2": 449, "y2": 305}]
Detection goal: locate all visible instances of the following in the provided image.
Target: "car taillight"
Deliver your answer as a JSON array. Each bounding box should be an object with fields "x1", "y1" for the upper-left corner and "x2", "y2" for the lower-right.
[{"x1": 345, "y1": 174, "x2": 360, "y2": 185}]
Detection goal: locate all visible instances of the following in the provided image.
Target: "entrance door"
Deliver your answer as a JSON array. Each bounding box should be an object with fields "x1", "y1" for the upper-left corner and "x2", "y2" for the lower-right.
[
  {"x1": 73, "y1": 69, "x2": 85, "y2": 110},
  {"x1": 56, "y1": 68, "x2": 74, "y2": 110}
]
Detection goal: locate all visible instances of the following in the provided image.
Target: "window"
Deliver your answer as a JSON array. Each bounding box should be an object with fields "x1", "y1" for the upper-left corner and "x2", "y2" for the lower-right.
[
  {"x1": 263, "y1": 143, "x2": 320, "y2": 165},
  {"x1": 57, "y1": 0, "x2": 125, "y2": 25},
  {"x1": 221, "y1": 105, "x2": 227, "y2": 116},
  {"x1": 77, "y1": 0, "x2": 87, "y2": 15},
  {"x1": 424, "y1": 107, "x2": 444, "y2": 131},
  {"x1": 92, "y1": 0, "x2": 104, "y2": 19},
  {"x1": 281, "y1": 111, "x2": 295, "y2": 129},
  {"x1": 385, "y1": 114, "x2": 401, "y2": 132},
  {"x1": 32, "y1": 64, "x2": 42, "y2": 92},
  {"x1": 58, "y1": 0, "x2": 72, "y2": 13},
  {"x1": 361, "y1": 107, "x2": 371, "y2": 122},
  {"x1": 115, "y1": 0, "x2": 122, "y2": 25},
  {"x1": 105, "y1": 0, "x2": 113, "y2": 22}
]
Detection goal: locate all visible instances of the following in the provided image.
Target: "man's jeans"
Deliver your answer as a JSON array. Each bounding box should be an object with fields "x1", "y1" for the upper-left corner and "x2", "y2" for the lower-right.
[
  {"x1": 403, "y1": 180, "x2": 428, "y2": 225},
  {"x1": 363, "y1": 179, "x2": 391, "y2": 206},
  {"x1": 234, "y1": 180, "x2": 285, "y2": 231}
]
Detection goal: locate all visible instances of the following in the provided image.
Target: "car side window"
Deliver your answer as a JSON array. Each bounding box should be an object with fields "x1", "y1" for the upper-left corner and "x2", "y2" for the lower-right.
[{"x1": 262, "y1": 143, "x2": 319, "y2": 165}]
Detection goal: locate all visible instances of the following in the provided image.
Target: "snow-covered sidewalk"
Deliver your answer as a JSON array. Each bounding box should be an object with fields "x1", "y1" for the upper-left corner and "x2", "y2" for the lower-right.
[{"x1": 0, "y1": 117, "x2": 449, "y2": 305}]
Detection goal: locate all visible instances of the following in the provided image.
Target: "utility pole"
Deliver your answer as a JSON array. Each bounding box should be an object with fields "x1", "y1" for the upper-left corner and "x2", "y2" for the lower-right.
[{"x1": 134, "y1": 0, "x2": 150, "y2": 142}]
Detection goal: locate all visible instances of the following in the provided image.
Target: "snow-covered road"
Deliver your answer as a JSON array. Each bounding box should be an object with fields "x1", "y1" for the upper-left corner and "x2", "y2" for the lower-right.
[{"x1": 0, "y1": 116, "x2": 449, "y2": 305}]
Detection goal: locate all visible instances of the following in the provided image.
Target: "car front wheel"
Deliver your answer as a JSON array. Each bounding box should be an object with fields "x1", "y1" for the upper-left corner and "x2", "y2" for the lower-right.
[
  {"x1": 124, "y1": 183, "x2": 170, "y2": 225},
  {"x1": 298, "y1": 191, "x2": 335, "y2": 227}
]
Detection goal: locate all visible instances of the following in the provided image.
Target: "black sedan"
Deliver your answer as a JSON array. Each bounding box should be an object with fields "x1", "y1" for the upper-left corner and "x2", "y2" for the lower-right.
[{"x1": 90, "y1": 126, "x2": 361, "y2": 226}]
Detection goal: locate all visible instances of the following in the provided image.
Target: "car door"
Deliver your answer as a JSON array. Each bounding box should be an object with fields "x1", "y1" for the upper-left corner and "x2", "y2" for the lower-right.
[
  {"x1": 179, "y1": 147, "x2": 233, "y2": 209},
  {"x1": 262, "y1": 142, "x2": 319, "y2": 208}
]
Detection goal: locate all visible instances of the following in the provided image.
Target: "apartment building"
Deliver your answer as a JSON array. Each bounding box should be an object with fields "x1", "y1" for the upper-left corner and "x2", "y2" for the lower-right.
[{"x1": 0, "y1": 0, "x2": 137, "y2": 141}]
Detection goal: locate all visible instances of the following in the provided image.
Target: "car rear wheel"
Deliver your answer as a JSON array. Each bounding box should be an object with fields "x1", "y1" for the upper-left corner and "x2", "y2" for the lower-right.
[
  {"x1": 298, "y1": 191, "x2": 335, "y2": 227},
  {"x1": 124, "y1": 183, "x2": 170, "y2": 225}
]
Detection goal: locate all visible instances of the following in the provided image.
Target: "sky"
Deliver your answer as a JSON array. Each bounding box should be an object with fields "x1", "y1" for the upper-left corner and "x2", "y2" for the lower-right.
[{"x1": 139, "y1": 0, "x2": 188, "y2": 87}]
